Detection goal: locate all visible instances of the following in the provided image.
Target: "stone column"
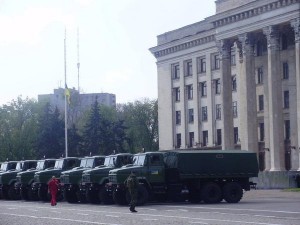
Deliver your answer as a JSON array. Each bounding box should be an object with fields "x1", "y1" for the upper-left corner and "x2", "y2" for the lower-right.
[
  {"x1": 291, "y1": 18, "x2": 300, "y2": 171},
  {"x1": 263, "y1": 26, "x2": 285, "y2": 171},
  {"x1": 237, "y1": 33, "x2": 258, "y2": 153},
  {"x1": 217, "y1": 39, "x2": 234, "y2": 149}
]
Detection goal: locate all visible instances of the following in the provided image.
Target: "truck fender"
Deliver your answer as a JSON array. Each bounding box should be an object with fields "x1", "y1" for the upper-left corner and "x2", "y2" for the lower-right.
[
  {"x1": 28, "y1": 178, "x2": 35, "y2": 186},
  {"x1": 9, "y1": 179, "x2": 16, "y2": 186},
  {"x1": 99, "y1": 177, "x2": 109, "y2": 186},
  {"x1": 137, "y1": 178, "x2": 151, "y2": 190}
]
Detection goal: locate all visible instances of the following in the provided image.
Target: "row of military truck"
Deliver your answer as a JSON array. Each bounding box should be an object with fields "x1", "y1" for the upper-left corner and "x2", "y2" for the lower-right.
[{"x1": 0, "y1": 150, "x2": 259, "y2": 205}]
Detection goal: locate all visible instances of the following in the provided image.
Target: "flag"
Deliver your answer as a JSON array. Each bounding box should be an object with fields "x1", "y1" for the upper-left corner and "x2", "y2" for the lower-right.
[{"x1": 65, "y1": 84, "x2": 71, "y2": 104}]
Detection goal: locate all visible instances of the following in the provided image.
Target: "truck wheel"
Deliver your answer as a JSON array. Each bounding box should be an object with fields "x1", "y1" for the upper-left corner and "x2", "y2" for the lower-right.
[
  {"x1": 20, "y1": 187, "x2": 29, "y2": 200},
  {"x1": 64, "y1": 189, "x2": 77, "y2": 203},
  {"x1": 8, "y1": 185, "x2": 19, "y2": 200},
  {"x1": 28, "y1": 187, "x2": 39, "y2": 201},
  {"x1": 201, "y1": 182, "x2": 222, "y2": 204},
  {"x1": 38, "y1": 187, "x2": 48, "y2": 201},
  {"x1": 99, "y1": 186, "x2": 113, "y2": 204},
  {"x1": 113, "y1": 189, "x2": 127, "y2": 205},
  {"x1": 125, "y1": 185, "x2": 149, "y2": 206},
  {"x1": 86, "y1": 189, "x2": 100, "y2": 204},
  {"x1": 76, "y1": 190, "x2": 87, "y2": 203},
  {"x1": 223, "y1": 182, "x2": 243, "y2": 203}
]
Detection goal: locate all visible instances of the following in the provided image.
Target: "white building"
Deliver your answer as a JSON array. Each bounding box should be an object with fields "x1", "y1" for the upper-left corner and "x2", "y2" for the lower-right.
[{"x1": 150, "y1": 0, "x2": 300, "y2": 172}]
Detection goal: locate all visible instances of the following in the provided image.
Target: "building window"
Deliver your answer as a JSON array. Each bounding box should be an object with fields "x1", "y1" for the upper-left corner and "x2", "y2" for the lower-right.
[
  {"x1": 197, "y1": 57, "x2": 206, "y2": 73},
  {"x1": 217, "y1": 129, "x2": 222, "y2": 145},
  {"x1": 202, "y1": 106, "x2": 208, "y2": 121},
  {"x1": 259, "y1": 123, "x2": 264, "y2": 141},
  {"x1": 215, "y1": 79, "x2": 221, "y2": 94},
  {"x1": 186, "y1": 84, "x2": 193, "y2": 100},
  {"x1": 202, "y1": 130, "x2": 208, "y2": 147},
  {"x1": 216, "y1": 104, "x2": 221, "y2": 120},
  {"x1": 283, "y1": 62, "x2": 289, "y2": 80},
  {"x1": 189, "y1": 132, "x2": 194, "y2": 148},
  {"x1": 184, "y1": 60, "x2": 193, "y2": 77},
  {"x1": 172, "y1": 63, "x2": 180, "y2": 80},
  {"x1": 232, "y1": 75, "x2": 237, "y2": 91},
  {"x1": 232, "y1": 101, "x2": 238, "y2": 118},
  {"x1": 284, "y1": 90, "x2": 289, "y2": 108},
  {"x1": 175, "y1": 111, "x2": 181, "y2": 125},
  {"x1": 234, "y1": 127, "x2": 239, "y2": 144},
  {"x1": 281, "y1": 34, "x2": 288, "y2": 50},
  {"x1": 231, "y1": 54, "x2": 236, "y2": 66},
  {"x1": 176, "y1": 133, "x2": 181, "y2": 148},
  {"x1": 188, "y1": 108, "x2": 194, "y2": 123},
  {"x1": 258, "y1": 95, "x2": 264, "y2": 111},
  {"x1": 285, "y1": 120, "x2": 290, "y2": 140},
  {"x1": 214, "y1": 55, "x2": 220, "y2": 70},
  {"x1": 257, "y1": 67, "x2": 263, "y2": 84},
  {"x1": 174, "y1": 87, "x2": 180, "y2": 102},
  {"x1": 200, "y1": 82, "x2": 207, "y2": 97}
]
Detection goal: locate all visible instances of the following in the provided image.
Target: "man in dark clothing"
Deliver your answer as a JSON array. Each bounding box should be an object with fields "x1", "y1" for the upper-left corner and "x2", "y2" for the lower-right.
[
  {"x1": 126, "y1": 171, "x2": 139, "y2": 212},
  {"x1": 48, "y1": 176, "x2": 59, "y2": 206}
]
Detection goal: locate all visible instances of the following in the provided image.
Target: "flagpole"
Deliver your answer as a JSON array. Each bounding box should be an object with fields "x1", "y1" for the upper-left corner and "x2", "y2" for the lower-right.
[{"x1": 64, "y1": 28, "x2": 68, "y2": 158}]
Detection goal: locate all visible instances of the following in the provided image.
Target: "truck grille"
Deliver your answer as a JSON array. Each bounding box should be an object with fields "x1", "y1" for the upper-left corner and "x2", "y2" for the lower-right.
[
  {"x1": 82, "y1": 174, "x2": 90, "y2": 183},
  {"x1": 60, "y1": 175, "x2": 69, "y2": 184},
  {"x1": 16, "y1": 176, "x2": 21, "y2": 183},
  {"x1": 109, "y1": 174, "x2": 117, "y2": 184}
]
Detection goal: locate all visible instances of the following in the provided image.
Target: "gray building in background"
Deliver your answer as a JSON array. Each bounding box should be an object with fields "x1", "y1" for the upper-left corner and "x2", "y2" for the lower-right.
[{"x1": 38, "y1": 88, "x2": 116, "y2": 121}]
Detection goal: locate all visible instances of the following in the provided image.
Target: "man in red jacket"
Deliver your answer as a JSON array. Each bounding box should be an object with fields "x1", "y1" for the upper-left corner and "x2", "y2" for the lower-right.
[{"x1": 48, "y1": 176, "x2": 59, "y2": 206}]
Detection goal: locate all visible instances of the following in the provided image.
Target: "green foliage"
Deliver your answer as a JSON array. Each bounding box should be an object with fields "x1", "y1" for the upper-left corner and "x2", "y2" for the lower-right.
[{"x1": 0, "y1": 96, "x2": 159, "y2": 161}]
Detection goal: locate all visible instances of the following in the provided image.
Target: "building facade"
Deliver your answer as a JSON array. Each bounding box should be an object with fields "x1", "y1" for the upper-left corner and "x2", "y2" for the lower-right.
[
  {"x1": 150, "y1": 0, "x2": 300, "y2": 172},
  {"x1": 38, "y1": 88, "x2": 116, "y2": 122}
]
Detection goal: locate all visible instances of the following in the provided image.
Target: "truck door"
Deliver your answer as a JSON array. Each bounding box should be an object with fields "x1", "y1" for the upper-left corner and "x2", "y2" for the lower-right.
[{"x1": 147, "y1": 154, "x2": 165, "y2": 183}]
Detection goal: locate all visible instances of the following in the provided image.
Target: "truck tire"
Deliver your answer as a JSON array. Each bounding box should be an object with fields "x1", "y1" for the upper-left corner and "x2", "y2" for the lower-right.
[
  {"x1": 28, "y1": 187, "x2": 39, "y2": 201},
  {"x1": 125, "y1": 185, "x2": 149, "y2": 206},
  {"x1": 200, "y1": 182, "x2": 222, "y2": 204},
  {"x1": 99, "y1": 186, "x2": 113, "y2": 204},
  {"x1": 113, "y1": 189, "x2": 127, "y2": 205},
  {"x1": 38, "y1": 186, "x2": 48, "y2": 201},
  {"x1": 86, "y1": 189, "x2": 100, "y2": 204},
  {"x1": 20, "y1": 187, "x2": 29, "y2": 200},
  {"x1": 8, "y1": 185, "x2": 19, "y2": 200},
  {"x1": 223, "y1": 182, "x2": 243, "y2": 203},
  {"x1": 64, "y1": 189, "x2": 77, "y2": 203},
  {"x1": 76, "y1": 190, "x2": 87, "y2": 203}
]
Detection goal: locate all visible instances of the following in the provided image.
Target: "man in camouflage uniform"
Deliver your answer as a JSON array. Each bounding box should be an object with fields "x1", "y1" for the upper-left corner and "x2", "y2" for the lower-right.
[{"x1": 126, "y1": 171, "x2": 139, "y2": 212}]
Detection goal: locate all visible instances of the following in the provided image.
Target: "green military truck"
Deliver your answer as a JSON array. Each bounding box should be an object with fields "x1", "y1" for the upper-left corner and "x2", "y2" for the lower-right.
[
  {"x1": 0, "y1": 160, "x2": 37, "y2": 200},
  {"x1": 60, "y1": 155, "x2": 105, "y2": 203},
  {"x1": 80, "y1": 153, "x2": 133, "y2": 204},
  {"x1": 109, "y1": 150, "x2": 259, "y2": 205},
  {"x1": 15, "y1": 159, "x2": 56, "y2": 200},
  {"x1": 31, "y1": 157, "x2": 80, "y2": 201}
]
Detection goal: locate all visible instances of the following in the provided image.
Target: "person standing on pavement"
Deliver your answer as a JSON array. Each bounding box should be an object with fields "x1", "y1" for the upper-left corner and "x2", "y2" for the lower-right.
[
  {"x1": 48, "y1": 176, "x2": 59, "y2": 206},
  {"x1": 126, "y1": 171, "x2": 139, "y2": 213}
]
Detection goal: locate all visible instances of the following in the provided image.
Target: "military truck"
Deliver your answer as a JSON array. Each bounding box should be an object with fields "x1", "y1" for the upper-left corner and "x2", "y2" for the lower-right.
[
  {"x1": 109, "y1": 150, "x2": 259, "y2": 205},
  {"x1": 0, "y1": 160, "x2": 37, "y2": 200},
  {"x1": 31, "y1": 157, "x2": 80, "y2": 201},
  {"x1": 15, "y1": 159, "x2": 56, "y2": 200},
  {"x1": 60, "y1": 155, "x2": 105, "y2": 203},
  {"x1": 80, "y1": 153, "x2": 133, "y2": 204}
]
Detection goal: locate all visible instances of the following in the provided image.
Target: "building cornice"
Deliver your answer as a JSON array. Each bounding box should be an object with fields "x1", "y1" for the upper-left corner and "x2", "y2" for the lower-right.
[{"x1": 212, "y1": 0, "x2": 299, "y2": 28}]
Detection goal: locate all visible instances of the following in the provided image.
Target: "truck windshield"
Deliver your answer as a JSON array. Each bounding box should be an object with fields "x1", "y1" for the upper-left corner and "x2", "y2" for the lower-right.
[
  {"x1": 16, "y1": 162, "x2": 23, "y2": 170},
  {"x1": 0, "y1": 163, "x2": 7, "y2": 171},
  {"x1": 104, "y1": 156, "x2": 116, "y2": 167},
  {"x1": 80, "y1": 158, "x2": 94, "y2": 168},
  {"x1": 54, "y1": 159, "x2": 64, "y2": 169},
  {"x1": 133, "y1": 155, "x2": 146, "y2": 166},
  {"x1": 36, "y1": 161, "x2": 45, "y2": 170}
]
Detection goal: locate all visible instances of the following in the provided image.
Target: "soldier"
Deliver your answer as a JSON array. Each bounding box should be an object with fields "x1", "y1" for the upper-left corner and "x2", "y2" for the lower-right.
[
  {"x1": 126, "y1": 171, "x2": 139, "y2": 212},
  {"x1": 48, "y1": 176, "x2": 59, "y2": 206}
]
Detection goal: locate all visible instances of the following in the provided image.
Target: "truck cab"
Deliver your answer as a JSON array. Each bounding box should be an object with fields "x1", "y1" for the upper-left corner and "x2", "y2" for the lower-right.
[
  {"x1": 15, "y1": 159, "x2": 56, "y2": 200},
  {"x1": 31, "y1": 157, "x2": 79, "y2": 201},
  {"x1": 80, "y1": 153, "x2": 132, "y2": 204},
  {"x1": 60, "y1": 155, "x2": 105, "y2": 203},
  {"x1": 0, "y1": 160, "x2": 37, "y2": 200}
]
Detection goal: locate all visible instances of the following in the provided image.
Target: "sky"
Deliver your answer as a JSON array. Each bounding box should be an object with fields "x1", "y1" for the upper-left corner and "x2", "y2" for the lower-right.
[{"x1": 0, "y1": 0, "x2": 215, "y2": 105}]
